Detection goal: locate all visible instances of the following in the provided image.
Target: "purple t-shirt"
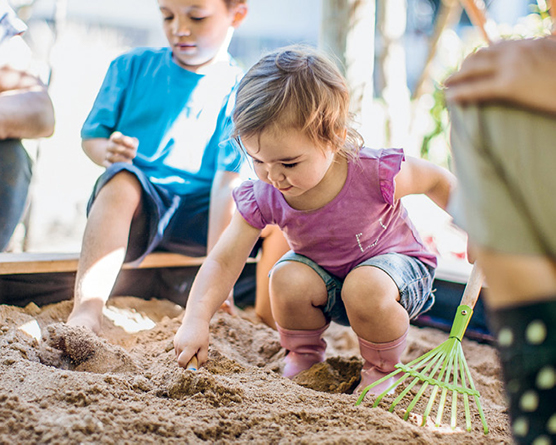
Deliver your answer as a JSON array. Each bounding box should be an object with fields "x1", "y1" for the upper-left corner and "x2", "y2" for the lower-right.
[{"x1": 233, "y1": 147, "x2": 437, "y2": 278}]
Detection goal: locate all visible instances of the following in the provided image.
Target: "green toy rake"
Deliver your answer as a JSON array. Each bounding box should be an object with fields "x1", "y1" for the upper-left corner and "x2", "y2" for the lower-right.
[{"x1": 356, "y1": 263, "x2": 489, "y2": 434}]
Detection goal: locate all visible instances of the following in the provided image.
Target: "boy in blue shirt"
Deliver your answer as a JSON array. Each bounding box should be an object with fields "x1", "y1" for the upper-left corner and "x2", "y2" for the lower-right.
[{"x1": 68, "y1": 0, "x2": 288, "y2": 333}]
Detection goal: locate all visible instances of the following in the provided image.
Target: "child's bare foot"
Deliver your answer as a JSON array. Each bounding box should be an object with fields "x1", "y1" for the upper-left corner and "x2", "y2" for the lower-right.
[
  {"x1": 219, "y1": 294, "x2": 236, "y2": 316},
  {"x1": 66, "y1": 299, "x2": 104, "y2": 334}
]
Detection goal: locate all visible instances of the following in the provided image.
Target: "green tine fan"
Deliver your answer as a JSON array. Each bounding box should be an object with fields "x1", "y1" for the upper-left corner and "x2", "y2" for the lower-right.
[{"x1": 355, "y1": 263, "x2": 489, "y2": 434}]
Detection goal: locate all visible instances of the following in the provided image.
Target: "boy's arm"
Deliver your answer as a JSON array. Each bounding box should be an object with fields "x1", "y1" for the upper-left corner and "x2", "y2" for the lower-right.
[
  {"x1": 394, "y1": 156, "x2": 457, "y2": 211},
  {"x1": 174, "y1": 211, "x2": 262, "y2": 368},
  {"x1": 82, "y1": 132, "x2": 138, "y2": 167}
]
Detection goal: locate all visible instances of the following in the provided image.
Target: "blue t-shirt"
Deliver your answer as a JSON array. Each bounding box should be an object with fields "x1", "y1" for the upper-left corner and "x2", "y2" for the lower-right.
[{"x1": 81, "y1": 47, "x2": 244, "y2": 196}]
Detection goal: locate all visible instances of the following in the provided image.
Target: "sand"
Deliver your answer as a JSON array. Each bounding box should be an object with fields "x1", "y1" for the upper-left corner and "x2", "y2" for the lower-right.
[{"x1": 0, "y1": 296, "x2": 513, "y2": 444}]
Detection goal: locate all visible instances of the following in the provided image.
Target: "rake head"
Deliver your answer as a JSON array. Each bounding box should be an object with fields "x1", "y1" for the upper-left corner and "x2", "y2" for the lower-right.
[{"x1": 355, "y1": 304, "x2": 489, "y2": 434}]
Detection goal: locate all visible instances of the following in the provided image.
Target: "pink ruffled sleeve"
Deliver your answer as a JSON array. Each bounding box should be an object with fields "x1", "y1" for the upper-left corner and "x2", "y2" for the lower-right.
[
  {"x1": 378, "y1": 148, "x2": 405, "y2": 205},
  {"x1": 232, "y1": 180, "x2": 268, "y2": 230}
]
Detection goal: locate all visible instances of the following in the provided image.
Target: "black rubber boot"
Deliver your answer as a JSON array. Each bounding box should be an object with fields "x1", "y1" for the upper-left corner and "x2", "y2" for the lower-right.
[{"x1": 488, "y1": 299, "x2": 556, "y2": 445}]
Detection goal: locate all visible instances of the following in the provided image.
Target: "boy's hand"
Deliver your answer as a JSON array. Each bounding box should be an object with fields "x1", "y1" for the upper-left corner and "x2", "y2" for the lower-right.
[
  {"x1": 173, "y1": 318, "x2": 210, "y2": 369},
  {"x1": 104, "y1": 131, "x2": 138, "y2": 167}
]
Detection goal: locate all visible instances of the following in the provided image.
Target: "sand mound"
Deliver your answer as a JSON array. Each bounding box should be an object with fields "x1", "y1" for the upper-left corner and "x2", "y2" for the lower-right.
[{"x1": 0, "y1": 297, "x2": 512, "y2": 444}]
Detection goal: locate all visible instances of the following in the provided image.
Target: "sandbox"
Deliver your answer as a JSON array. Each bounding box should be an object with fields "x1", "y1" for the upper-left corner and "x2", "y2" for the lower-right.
[{"x1": 0, "y1": 296, "x2": 512, "y2": 443}]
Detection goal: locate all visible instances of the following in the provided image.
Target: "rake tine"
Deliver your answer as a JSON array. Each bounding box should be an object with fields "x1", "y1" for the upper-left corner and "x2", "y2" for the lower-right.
[
  {"x1": 356, "y1": 369, "x2": 403, "y2": 406},
  {"x1": 458, "y1": 345, "x2": 472, "y2": 432},
  {"x1": 355, "y1": 264, "x2": 489, "y2": 434},
  {"x1": 421, "y1": 341, "x2": 457, "y2": 425},
  {"x1": 422, "y1": 386, "x2": 440, "y2": 426},
  {"x1": 404, "y1": 345, "x2": 451, "y2": 421},
  {"x1": 461, "y1": 345, "x2": 489, "y2": 434},
  {"x1": 356, "y1": 343, "x2": 445, "y2": 407},
  {"x1": 435, "y1": 343, "x2": 457, "y2": 427},
  {"x1": 451, "y1": 346, "x2": 460, "y2": 430},
  {"x1": 373, "y1": 373, "x2": 408, "y2": 407},
  {"x1": 392, "y1": 347, "x2": 448, "y2": 414}
]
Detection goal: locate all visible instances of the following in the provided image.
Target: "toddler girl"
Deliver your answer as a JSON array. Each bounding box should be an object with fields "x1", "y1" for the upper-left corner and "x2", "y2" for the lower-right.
[{"x1": 174, "y1": 45, "x2": 456, "y2": 394}]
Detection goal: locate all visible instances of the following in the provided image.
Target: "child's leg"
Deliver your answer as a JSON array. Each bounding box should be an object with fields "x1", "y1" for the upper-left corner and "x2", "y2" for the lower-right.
[
  {"x1": 254, "y1": 225, "x2": 290, "y2": 329},
  {"x1": 0, "y1": 140, "x2": 31, "y2": 251},
  {"x1": 68, "y1": 171, "x2": 145, "y2": 333},
  {"x1": 449, "y1": 104, "x2": 556, "y2": 443},
  {"x1": 342, "y1": 265, "x2": 409, "y2": 342},
  {"x1": 343, "y1": 265, "x2": 408, "y2": 394},
  {"x1": 270, "y1": 259, "x2": 329, "y2": 330},
  {"x1": 476, "y1": 247, "x2": 556, "y2": 445},
  {"x1": 270, "y1": 256, "x2": 331, "y2": 377},
  {"x1": 343, "y1": 254, "x2": 434, "y2": 394}
]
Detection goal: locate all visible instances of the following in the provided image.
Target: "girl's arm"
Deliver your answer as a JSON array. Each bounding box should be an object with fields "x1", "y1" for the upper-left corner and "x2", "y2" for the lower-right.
[
  {"x1": 207, "y1": 170, "x2": 243, "y2": 252},
  {"x1": 174, "y1": 211, "x2": 262, "y2": 369},
  {"x1": 207, "y1": 170, "x2": 244, "y2": 313},
  {"x1": 394, "y1": 156, "x2": 457, "y2": 211}
]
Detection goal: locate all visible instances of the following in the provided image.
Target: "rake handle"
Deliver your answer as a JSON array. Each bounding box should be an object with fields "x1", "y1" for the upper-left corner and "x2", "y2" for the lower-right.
[
  {"x1": 459, "y1": 263, "x2": 484, "y2": 309},
  {"x1": 458, "y1": 0, "x2": 491, "y2": 44}
]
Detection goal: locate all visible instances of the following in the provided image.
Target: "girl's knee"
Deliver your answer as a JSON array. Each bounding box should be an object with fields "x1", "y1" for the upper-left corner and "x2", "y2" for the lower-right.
[
  {"x1": 270, "y1": 261, "x2": 327, "y2": 307},
  {"x1": 342, "y1": 267, "x2": 400, "y2": 321}
]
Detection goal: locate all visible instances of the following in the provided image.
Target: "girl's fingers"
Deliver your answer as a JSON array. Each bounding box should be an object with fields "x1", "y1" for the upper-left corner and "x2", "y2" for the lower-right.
[{"x1": 176, "y1": 350, "x2": 193, "y2": 369}]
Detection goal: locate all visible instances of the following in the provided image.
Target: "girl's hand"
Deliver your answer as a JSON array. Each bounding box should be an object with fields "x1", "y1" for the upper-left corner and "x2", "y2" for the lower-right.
[
  {"x1": 104, "y1": 131, "x2": 138, "y2": 167},
  {"x1": 173, "y1": 318, "x2": 210, "y2": 369}
]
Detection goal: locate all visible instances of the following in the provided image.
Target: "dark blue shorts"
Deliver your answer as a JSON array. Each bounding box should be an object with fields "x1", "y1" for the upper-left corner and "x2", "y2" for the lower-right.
[
  {"x1": 0, "y1": 139, "x2": 32, "y2": 251},
  {"x1": 88, "y1": 163, "x2": 210, "y2": 265}
]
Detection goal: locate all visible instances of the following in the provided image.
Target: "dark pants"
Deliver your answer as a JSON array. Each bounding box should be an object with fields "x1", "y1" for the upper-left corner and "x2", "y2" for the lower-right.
[{"x1": 0, "y1": 139, "x2": 32, "y2": 251}]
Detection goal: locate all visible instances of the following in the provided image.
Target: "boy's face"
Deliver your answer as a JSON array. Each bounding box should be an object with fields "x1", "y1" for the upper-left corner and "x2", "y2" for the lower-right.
[{"x1": 158, "y1": 0, "x2": 247, "y2": 71}]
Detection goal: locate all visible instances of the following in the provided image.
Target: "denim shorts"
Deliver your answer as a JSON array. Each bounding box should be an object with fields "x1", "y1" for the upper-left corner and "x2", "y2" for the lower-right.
[
  {"x1": 88, "y1": 163, "x2": 211, "y2": 265},
  {"x1": 274, "y1": 252, "x2": 436, "y2": 326}
]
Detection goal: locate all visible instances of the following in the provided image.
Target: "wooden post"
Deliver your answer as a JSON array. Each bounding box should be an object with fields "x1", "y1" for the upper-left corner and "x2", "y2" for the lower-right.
[
  {"x1": 413, "y1": 0, "x2": 462, "y2": 100},
  {"x1": 377, "y1": 0, "x2": 409, "y2": 147},
  {"x1": 320, "y1": 0, "x2": 376, "y2": 117}
]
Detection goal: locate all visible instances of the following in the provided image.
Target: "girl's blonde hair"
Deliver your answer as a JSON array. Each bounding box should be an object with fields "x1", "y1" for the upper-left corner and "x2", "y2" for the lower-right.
[
  {"x1": 233, "y1": 45, "x2": 363, "y2": 157},
  {"x1": 224, "y1": 0, "x2": 246, "y2": 8}
]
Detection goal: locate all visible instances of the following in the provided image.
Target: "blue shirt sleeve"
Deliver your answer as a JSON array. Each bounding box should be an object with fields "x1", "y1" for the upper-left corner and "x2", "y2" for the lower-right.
[{"x1": 81, "y1": 57, "x2": 127, "y2": 140}]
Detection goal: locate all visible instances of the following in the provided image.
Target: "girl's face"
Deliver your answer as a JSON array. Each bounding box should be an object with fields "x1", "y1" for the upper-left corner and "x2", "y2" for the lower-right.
[
  {"x1": 158, "y1": 0, "x2": 247, "y2": 72},
  {"x1": 241, "y1": 127, "x2": 338, "y2": 203}
]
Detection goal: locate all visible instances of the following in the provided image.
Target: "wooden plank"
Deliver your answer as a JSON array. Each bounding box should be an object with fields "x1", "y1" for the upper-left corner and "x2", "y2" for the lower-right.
[{"x1": 0, "y1": 252, "x2": 206, "y2": 275}]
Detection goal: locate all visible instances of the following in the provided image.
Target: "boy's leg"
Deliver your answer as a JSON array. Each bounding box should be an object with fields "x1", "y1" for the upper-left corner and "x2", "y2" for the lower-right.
[
  {"x1": 449, "y1": 104, "x2": 556, "y2": 444},
  {"x1": 68, "y1": 170, "x2": 145, "y2": 334},
  {"x1": 255, "y1": 225, "x2": 290, "y2": 329}
]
